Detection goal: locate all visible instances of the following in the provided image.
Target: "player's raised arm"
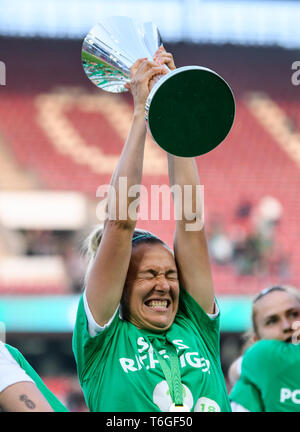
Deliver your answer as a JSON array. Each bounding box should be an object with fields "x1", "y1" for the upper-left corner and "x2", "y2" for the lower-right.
[
  {"x1": 168, "y1": 155, "x2": 215, "y2": 314},
  {"x1": 156, "y1": 47, "x2": 215, "y2": 314},
  {"x1": 85, "y1": 59, "x2": 167, "y2": 326}
]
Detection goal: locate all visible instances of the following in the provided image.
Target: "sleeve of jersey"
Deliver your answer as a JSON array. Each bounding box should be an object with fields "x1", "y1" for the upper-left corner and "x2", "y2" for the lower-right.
[
  {"x1": 177, "y1": 285, "x2": 220, "y2": 357},
  {"x1": 72, "y1": 293, "x2": 121, "y2": 382},
  {"x1": 229, "y1": 376, "x2": 265, "y2": 412},
  {"x1": 0, "y1": 342, "x2": 34, "y2": 393}
]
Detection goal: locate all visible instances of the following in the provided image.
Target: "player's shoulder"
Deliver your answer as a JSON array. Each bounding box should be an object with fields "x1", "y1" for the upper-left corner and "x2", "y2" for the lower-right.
[
  {"x1": 0, "y1": 341, "x2": 12, "y2": 357},
  {"x1": 244, "y1": 339, "x2": 294, "y2": 363},
  {"x1": 0, "y1": 342, "x2": 23, "y2": 363}
]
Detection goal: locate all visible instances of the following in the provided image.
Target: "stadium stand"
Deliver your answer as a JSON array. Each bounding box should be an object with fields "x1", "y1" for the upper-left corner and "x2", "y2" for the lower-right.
[{"x1": 0, "y1": 38, "x2": 299, "y2": 295}]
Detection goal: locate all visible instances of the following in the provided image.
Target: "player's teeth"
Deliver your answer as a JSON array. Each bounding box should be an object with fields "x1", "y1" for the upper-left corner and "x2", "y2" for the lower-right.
[{"x1": 148, "y1": 300, "x2": 168, "y2": 307}]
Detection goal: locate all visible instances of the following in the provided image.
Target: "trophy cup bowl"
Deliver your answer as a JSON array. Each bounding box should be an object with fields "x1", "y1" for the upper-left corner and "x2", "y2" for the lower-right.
[{"x1": 82, "y1": 16, "x2": 235, "y2": 157}]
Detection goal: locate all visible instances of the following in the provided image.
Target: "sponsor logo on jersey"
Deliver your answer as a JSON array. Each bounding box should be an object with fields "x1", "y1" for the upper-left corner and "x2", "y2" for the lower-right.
[
  {"x1": 119, "y1": 337, "x2": 210, "y2": 374},
  {"x1": 280, "y1": 387, "x2": 300, "y2": 404}
]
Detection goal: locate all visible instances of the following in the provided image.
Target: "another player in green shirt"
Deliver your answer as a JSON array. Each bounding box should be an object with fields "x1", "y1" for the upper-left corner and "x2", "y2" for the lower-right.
[
  {"x1": 73, "y1": 48, "x2": 231, "y2": 412},
  {"x1": 229, "y1": 285, "x2": 300, "y2": 411},
  {"x1": 231, "y1": 340, "x2": 300, "y2": 412}
]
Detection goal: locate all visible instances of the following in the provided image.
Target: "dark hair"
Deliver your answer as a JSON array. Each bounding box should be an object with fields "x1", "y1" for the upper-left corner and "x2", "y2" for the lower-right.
[{"x1": 131, "y1": 230, "x2": 165, "y2": 247}]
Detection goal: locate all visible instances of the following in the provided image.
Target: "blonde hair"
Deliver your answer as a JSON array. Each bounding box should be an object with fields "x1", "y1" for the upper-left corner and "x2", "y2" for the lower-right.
[
  {"x1": 82, "y1": 224, "x2": 104, "y2": 286},
  {"x1": 83, "y1": 225, "x2": 104, "y2": 260}
]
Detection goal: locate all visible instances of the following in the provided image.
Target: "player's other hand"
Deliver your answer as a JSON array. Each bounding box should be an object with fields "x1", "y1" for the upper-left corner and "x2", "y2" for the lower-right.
[
  {"x1": 153, "y1": 46, "x2": 176, "y2": 71},
  {"x1": 125, "y1": 58, "x2": 167, "y2": 116}
]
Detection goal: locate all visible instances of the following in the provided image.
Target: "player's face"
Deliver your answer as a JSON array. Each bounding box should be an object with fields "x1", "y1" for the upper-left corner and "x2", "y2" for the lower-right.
[
  {"x1": 254, "y1": 291, "x2": 300, "y2": 342},
  {"x1": 122, "y1": 242, "x2": 180, "y2": 331}
]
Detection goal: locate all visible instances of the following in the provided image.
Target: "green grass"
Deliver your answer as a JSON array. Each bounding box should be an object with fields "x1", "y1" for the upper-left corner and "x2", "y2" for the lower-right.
[{"x1": 82, "y1": 50, "x2": 104, "y2": 65}]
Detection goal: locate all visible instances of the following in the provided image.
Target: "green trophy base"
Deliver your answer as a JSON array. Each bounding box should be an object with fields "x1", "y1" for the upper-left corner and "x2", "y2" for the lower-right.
[{"x1": 146, "y1": 66, "x2": 235, "y2": 157}]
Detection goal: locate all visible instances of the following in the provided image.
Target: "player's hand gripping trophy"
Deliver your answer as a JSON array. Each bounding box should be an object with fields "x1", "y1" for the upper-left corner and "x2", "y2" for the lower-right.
[{"x1": 82, "y1": 16, "x2": 235, "y2": 157}]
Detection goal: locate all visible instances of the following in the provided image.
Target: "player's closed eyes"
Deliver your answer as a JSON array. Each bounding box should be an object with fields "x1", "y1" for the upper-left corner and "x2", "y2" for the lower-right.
[
  {"x1": 140, "y1": 270, "x2": 178, "y2": 280},
  {"x1": 166, "y1": 271, "x2": 178, "y2": 280}
]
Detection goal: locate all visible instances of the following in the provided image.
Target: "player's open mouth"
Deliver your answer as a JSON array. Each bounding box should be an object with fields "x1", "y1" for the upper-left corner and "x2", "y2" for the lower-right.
[
  {"x1": 284, "y1": 336, "x2": 292, "y2": 343},
  {"x1": 144, "y1": 299, "x2": 170, "y2": 310}
]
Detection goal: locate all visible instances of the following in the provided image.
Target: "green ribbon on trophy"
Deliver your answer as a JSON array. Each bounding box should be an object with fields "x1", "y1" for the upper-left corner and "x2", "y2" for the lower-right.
[{"x1": 82, "y1": 16, "x2": 235, "y2": 158}]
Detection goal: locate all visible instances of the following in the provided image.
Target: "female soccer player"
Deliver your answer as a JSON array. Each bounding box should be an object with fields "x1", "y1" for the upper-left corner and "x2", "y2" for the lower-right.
[
  {"x1": 0, "y1": 341, "x2": 68, "y2": 412},
  {"x1": 72, "y1": 48, "x2": 231, "y2": 412},
  {"x1": 229, "y1": 285, "x2": 300, "y2": 411}
]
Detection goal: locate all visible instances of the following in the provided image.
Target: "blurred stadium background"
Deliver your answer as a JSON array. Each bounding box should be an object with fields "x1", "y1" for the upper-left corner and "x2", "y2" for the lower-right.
[{"x1": 0, "y1": 0, "x2": 300, "y2": 411}]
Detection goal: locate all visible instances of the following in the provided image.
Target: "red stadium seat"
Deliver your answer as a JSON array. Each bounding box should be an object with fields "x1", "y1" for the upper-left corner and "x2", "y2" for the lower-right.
[{"x1": 0, "y1": 39, "x2": 299, "y2": 295}]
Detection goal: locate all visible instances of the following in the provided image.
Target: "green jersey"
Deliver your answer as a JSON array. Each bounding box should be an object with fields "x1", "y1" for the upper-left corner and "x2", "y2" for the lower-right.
[
  {"x1": 230, "y1": 340, "x2": 300, "y2": 412},
  {"x1": 0, "y1": 342, "x2": 68, "y2": 412},
  {"x1": 73, "y1": 286, "x2": 231, "y2": 412},
  {"x1": 230, "y1": 377, "x2": 264, "y2": 412}
]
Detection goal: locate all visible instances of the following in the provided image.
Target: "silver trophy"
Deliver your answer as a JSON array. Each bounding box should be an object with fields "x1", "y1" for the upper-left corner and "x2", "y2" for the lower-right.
[{"x1": 82, "y1": 16, "x2": 235, "y2": 157}]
